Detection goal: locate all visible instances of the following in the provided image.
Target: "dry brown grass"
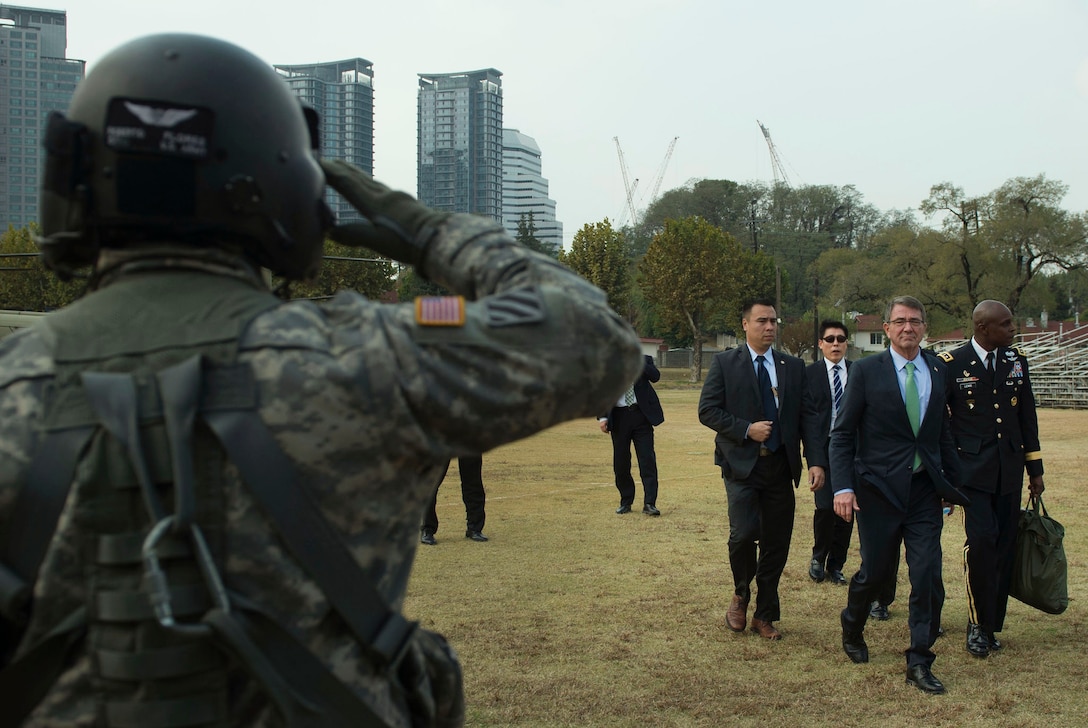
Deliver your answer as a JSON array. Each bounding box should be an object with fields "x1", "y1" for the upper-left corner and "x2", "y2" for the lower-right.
[{"x1": 404, "y1": 373, "x2": 1086, "y2": 727}]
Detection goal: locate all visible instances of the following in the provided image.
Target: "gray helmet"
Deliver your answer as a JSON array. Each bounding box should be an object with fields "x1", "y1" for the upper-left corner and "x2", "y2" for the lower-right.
[{"x1": 39, "y1": 33, "x2": 331, "y2": 280}]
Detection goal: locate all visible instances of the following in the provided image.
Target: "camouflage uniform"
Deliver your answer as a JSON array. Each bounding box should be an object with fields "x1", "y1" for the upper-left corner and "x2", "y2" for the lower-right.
[{"x1": 0, "y1": 213, "x2": 642, "y2": 726}]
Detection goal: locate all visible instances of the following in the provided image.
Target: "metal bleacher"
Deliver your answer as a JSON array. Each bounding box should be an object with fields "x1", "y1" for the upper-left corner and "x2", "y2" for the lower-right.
[{"x1": 928, "y1": 323, "x2": 1088, "y2": 409}]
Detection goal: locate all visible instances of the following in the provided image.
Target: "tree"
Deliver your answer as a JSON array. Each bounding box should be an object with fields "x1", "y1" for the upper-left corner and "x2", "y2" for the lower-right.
[
  {"x1": 281, "y1": 239, "x2": 395, "y2": 302},
  {"x1": 515, "y1": 212, "x2": 555, "y2": 257},
  {"x1": 985, "y1": 175, "x2": 1088, "y2": 314},
  {"x1": 920, "y1": 182, "x2": 992, "y2": 310},
  {"x1": 558, "y1": 219, "x2": 630, "y2": 316},
  {"x1": 639, "y1": 216, "x2": 774, "y2": 382},
  {"x1": 0, "y1": 224, "x2": 83, "y2": 311}
]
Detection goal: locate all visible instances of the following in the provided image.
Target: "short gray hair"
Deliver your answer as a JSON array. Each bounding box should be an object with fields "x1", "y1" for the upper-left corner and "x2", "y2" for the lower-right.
[{"x1": 884, "y1": 295, "x2": 926, "y2": 323}]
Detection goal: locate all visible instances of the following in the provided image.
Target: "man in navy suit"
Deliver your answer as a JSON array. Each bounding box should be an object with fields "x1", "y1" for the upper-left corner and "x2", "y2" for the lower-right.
[
  {"x1": 699, "y1": 298, "x2": 820, "y2": 641},
  {"x1": 830, "y1": 295, "x2": 968, "y2": 695},
  {"x1": 600, "y1": 354, "x2": 665, "y2": 515},
  {"x1": 802, "y1": 320, "x2": 855, "y2": 586}
]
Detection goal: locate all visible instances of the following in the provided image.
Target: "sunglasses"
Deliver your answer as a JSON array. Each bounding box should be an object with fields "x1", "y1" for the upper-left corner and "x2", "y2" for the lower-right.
[{"x1": 821, "y1": 335, "x2": 848, "y2": 344}]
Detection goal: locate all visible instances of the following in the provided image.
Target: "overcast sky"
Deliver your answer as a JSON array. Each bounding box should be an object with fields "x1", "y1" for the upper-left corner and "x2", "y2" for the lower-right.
[{"x1": 53, "y1": 0, "x2": 1088, "y2": 246}]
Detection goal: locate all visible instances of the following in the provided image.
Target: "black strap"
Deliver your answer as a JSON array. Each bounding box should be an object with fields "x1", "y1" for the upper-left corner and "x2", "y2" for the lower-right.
[
  {"x1": 96, "y1": 641, "x2": 223, "y2": 681},
  {"x1": 0, "y1": 426, "x2": 95, "y2": 624},
  {"x1": 203, "y1": 405, "x2": 417, "y2": 669},
  {"x1": 204, "y1": 599, "x2": 394, "y2": 728},
  {"x1": 0, "y1": 607, "x2": 87, "y2": 726},
  {"x1": 101, "y1": 692, "x2": 228, "y2": 728}
]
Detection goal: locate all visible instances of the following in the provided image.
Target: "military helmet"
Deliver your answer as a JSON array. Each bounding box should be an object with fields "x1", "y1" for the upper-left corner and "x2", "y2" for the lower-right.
[{"x1": 39, "y1": 33, "x2": 331, "y2": 280}]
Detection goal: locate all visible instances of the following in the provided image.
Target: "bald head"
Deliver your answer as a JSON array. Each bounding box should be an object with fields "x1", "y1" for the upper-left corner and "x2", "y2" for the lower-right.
[{"x1": 972, "y1": 300, "x2": 1015, "y2": 351}]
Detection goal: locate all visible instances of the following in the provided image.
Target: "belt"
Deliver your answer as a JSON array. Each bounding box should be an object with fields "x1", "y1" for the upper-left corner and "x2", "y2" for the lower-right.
[{"x1": 759, "y1": 447, "x2": 775, "y2": 457}]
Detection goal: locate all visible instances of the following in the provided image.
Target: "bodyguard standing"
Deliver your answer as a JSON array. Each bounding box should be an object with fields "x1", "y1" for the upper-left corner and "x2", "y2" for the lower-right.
[
  {"x1": 600, "y1": 354, "x2": 665, "y2": 516},
  {"x1": 942, "y1": 300, "x2": 1045, "y2": 658},
  {"x1": 699, "y1": 298, "x2": 819, "y2": 640},
  {"x1": 802, "y1": 321, "x2": 854, "y2": 585},
  {"x1": 831, "y1": 295, "x2": 968, "y2": 695}
]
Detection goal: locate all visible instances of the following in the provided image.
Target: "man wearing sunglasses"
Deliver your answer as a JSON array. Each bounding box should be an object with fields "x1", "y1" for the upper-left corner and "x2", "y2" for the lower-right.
[{"x1": 802, "y1": 322, "x2": 855, "y2": 586}]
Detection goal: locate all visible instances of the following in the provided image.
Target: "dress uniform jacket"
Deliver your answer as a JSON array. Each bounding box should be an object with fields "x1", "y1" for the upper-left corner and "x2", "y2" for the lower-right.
[{"x1": 941, "y1": 344, "x2": 1043, "y2": 493}]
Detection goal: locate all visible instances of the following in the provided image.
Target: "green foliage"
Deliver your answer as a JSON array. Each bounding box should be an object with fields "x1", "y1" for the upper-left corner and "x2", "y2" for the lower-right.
[
  {"x1": 281, "y1": 239, "x2": 396, "y2": 301},
  {"x1": 639, "y1": 216, "x2": 774, "y2": 380},
  {"x1": 557, "y1": 219, "x2": 631, "y2": 316},
  {"x1": 0, "y1": 224, "x2": 84, "y2": 311},
  {"x1": 514, "y1": 212, "x2": 556, "y2": 257}
]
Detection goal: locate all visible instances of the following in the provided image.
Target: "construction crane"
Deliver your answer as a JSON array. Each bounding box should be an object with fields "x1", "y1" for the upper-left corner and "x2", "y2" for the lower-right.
[
  {"x1": 647, "y1": 136, "x2": 679, "y2": 205},
  {"x1": 613, "y1": 136, "x2": 679, "y2": 226},
  {"x1": 613, "y1": 137, "x2": 640, "y2": 227},
  {"x1": 757, "y1": 120, "x2": 792, "y2": 188}
]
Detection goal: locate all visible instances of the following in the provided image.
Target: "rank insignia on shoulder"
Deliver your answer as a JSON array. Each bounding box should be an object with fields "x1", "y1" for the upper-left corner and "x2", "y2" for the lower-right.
[
  {"x1": 415, "y1": 296, "x2": 465, "y2": 327},
  {"x1": 1013, "y1": 345, "x2": 1027, "y2": 358},
  {"x1": 938, "y1": 351, "x2": 953, "y2": 362}
]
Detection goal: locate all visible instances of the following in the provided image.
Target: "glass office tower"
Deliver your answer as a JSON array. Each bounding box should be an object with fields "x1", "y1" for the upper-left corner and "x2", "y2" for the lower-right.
[
  {"x1": 0, "y1": 4, "x2": 84, "y2": 229},
  {"x1": 275, "y1": 58, "x2": 374, "y2": 224},
  {"x1": 417, "y1": 69, "x2": 503, "y2": 221},
  {"x1": 502, "y1": 128, "x2": 562, "y2": 255}
]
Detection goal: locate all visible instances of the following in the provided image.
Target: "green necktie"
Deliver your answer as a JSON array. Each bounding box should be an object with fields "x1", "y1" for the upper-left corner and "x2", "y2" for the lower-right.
[{"x1": 905, "y1": 361, "x2": 921, "y2": 469}]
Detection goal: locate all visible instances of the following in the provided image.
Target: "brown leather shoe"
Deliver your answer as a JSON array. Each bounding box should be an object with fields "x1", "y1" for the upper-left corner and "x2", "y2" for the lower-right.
[
  {"x1": 726, "y1": 595, "x2": 749, "y2": 632},
  {"x1": 750, "y1": 618, "x2": 782, "y2": 640}
]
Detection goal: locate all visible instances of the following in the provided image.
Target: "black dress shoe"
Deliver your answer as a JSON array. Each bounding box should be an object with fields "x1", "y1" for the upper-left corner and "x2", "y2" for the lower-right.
[
  {"x1": 987, "y1": 632, "x2": 1003, "y2": 651},
  {"x1": 906, "y1": 664, "x2": 946, "y2": 695},
  {"x1": 966, "y1": 623, "x2": 990, "y2": 658},
  {"x1": 615, "y1": 504, "x2": 632, "y2": 514},
  {"x1": 465, "y1": 529, "x2": 489, "y2": 542},
  {"x1": 808, "y1": 558, "x2": 826, "y2": 583},
  {"x1": 642, "y1": 504, "x2": 661, "y2": 516},
  {"x1": 841, "y1": 610, "x2": 869, "y2": 663},
  {"x1": 868, "y1": 601, "x2": 891, "y2": 621},
  {"x1": 420, "y1": 530, "x2": 436, "y2": 546},
  {"x1": 827, "y1": 569, "x2": 847, "y2": 585}
]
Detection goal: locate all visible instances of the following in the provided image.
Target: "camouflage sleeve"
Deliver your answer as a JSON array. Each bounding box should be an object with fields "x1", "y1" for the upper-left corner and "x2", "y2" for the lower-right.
[
  {"x1": 394, "y1": 214, "x2": 642, "y2": 455},
  {"x1": 241, "y1": 214, "x2": 642, "y2": 462},
  {"x1": 0, "y1": 328, "x2": 54, "y2": 517}
]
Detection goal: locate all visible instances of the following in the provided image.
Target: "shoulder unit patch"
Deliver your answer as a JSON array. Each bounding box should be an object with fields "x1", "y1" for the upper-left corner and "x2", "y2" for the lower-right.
[{"x1": 415, "y1": 296, "x2": 465, "y2": 327}]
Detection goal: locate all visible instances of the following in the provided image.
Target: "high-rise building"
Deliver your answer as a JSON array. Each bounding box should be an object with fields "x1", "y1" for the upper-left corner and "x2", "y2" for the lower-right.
[
  {"x1": 275, "y1": 58, "x2": 374, "y2": 223},
  {"x1": 0, "y1": 4, "x2": 84, "y2": 229},
  {"x1": 502, "y1": 128, "x2": 562, "y2": 255},
  {"x1": 417, "y1": 69, "x2": 503, "y2": 221}
]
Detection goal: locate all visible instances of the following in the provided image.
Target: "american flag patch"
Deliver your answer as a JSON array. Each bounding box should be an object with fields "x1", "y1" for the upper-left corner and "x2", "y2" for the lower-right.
[{"x1": 415, "y1": 296, "x2": 466, "y2": 327}]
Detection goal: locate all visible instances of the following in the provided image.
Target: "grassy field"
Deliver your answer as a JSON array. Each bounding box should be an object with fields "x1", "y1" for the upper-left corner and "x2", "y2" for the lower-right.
[{"x1": 404, "y1": 370, "x2": 1086, "y2": 727}]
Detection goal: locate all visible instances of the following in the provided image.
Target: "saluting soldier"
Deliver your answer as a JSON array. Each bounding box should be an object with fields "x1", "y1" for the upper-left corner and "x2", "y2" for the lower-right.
[
  {"x1": 0, "y1": 34, "x2": 641, "y2": 727},
  {"x1": 941, "y1": 300, "x2": 1045, "y2": 660}
]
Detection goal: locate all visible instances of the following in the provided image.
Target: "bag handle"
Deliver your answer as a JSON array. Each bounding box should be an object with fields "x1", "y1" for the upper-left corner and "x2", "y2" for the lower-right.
[{"x1": 1028, "y1": 494, "x2": 1049, "y2": 519}]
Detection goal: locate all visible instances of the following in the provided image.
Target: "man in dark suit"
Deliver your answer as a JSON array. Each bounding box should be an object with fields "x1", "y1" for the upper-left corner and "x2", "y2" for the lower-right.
[
  {"x1": 831, "y1": 295, "x2": 968, "y2": 695},
  {"x1": 421, "y1": 456, "x2": 489, "y2": 544},
  {"x1": 699, "y1": 298, "x2": 819, "y2": 641},
  {"x1": 802, "y1": 320, "x2": 854, "y2": 586},
  {"x1": 600, "y1": 354, "x2": 665, "y2": 515},
  {"x1": 942, "y1": 300, "x2": 1045, "y2": 658}
]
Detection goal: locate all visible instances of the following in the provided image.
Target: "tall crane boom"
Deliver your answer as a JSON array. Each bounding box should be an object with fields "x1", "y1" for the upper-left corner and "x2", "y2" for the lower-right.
[
  {"x1": 648, "y1": 136, "x2": 679, "y2": 204},
  {"x1": 757, "y1": 120, "x2": 792, "y2": 188},
  {"x1": 613, "y1": 136, "x2": 639, "y2": 226}
]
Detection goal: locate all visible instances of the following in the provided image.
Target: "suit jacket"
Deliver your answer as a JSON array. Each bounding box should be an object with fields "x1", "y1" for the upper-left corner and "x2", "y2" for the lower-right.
[
  {"x1": 829, "y1": 349, "x2": 969, "y2": 510},
  {"x1": 943, "y1": 343, "x2": 1042, "y2": 495},
  {"x1": 604, "y1": 355, "x2": 664, "y2": 428},
  {"x1": 801, "y1": 359, "x2": 852, "y2": 471},
  {"x1": 698, "y1": 345, "x2": 806, "y2": 485}
]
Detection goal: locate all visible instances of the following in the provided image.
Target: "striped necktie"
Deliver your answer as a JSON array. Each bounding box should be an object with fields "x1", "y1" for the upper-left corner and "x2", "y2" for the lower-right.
[{"x1": 832, "y1": 364, "x2": 843, "y2": 414}]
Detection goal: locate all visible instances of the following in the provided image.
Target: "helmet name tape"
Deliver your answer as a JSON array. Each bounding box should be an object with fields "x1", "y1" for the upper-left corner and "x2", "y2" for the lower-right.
[{"x1": 105, "y1": 97, "x2": 214, "y2": 160}]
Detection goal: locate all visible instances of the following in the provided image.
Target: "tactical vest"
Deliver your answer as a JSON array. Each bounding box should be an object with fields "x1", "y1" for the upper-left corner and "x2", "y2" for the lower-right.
[{"x1": 0, "y1": 272, "x2": 460, "y2": 727}]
